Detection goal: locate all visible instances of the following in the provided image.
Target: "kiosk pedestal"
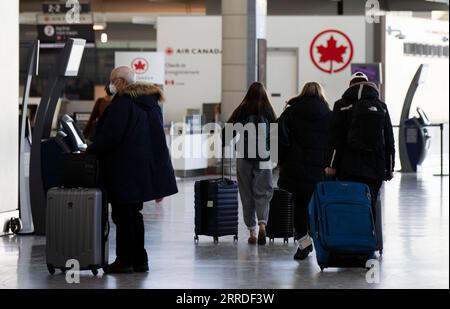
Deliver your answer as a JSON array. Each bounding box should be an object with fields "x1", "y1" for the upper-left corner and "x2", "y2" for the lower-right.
[{"x1": 29, "y1": 38, "x2": 86, "y2": 235}]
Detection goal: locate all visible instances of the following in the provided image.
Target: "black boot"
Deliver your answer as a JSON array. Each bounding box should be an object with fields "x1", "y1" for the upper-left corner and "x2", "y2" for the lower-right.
[
  {"x1": 104, "y1": 260, "x2": 133, "y2": 274},
  {"x1": 294, "y1": 245, "x2": 313, "y2": 260},
  {"x1": 133, "y1": 263, "x2": 149, "y2": 273}
]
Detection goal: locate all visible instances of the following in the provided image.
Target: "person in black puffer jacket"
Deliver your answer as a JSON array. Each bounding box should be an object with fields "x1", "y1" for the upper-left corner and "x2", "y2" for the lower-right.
[
  {"x1": 325, "y1": 72, "x2": 395, "y2": 224},
  {"x1": 278, "y1": 82, "x2": 332, "y2": 260}
]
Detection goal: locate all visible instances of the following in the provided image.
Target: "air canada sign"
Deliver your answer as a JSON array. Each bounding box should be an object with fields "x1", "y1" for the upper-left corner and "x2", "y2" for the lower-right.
[
  {"x1": 165, "y1": 47, "x2": 222, "y2": 56},
  {"x1": 310, "y1": 29, "x2": 354, "y2": 74}
]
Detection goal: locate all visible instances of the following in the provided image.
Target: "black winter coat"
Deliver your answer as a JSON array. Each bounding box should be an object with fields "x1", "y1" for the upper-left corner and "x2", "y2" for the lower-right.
[
  {"x1": 327, "y1": 82, "x2": 396, "y2": 181},
  {"x1": 87, "y1": 83, "x2": 178, "y2": 204},
  {"x1": 277, "y1": 95, "x2": 332, "y2": 195}
]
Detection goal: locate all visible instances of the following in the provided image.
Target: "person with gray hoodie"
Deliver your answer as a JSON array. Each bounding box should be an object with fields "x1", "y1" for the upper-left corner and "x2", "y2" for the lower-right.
[{"x1": 226, "y1": 82, "x2": 277, "y2": 246}]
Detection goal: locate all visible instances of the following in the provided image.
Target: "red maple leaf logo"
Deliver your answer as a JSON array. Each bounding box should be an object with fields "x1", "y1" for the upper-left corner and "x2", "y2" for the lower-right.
[
  {"x1": 166, "y1": 47, "x2": 174, "y2": 56},
  {"x1": 134, "y1": 60, "x2": 146, "y2": 71},
  {"x1": 316, "y1": 35, "x2": 348, "y2": 72}
]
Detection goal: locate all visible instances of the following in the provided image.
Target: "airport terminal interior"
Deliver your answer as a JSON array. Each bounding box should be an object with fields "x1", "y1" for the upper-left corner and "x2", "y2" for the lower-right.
[{"x1": 0, "y1": 0, "x2": 449, "y2": 290}]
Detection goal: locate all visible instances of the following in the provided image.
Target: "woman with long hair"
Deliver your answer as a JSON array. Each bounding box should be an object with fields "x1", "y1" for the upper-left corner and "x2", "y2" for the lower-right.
[
  {"x1": 227, "y1": 82, "x2": 277, "y2": 246},
  {"x1": 278, "y1": 82, "x2": 332, "y2": 260}
]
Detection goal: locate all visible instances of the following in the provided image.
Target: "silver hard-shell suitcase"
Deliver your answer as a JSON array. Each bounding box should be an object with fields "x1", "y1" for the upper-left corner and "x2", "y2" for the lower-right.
[{"x1": 46, "y1": 188, "x2": 109, "y2": 275}]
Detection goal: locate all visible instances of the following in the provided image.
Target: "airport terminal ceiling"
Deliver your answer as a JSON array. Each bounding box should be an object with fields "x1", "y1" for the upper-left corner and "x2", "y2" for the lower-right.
[{"x1": 19, "y1": 0, "x2": 450, "y2": 15}]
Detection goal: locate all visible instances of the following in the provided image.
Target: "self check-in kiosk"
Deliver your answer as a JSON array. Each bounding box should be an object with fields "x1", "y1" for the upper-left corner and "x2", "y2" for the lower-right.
[
  {"x1": 399, "y1": 64, "x2": 432, "y2": 173},
  {"x1": 57, "y1": 114, "x2": 88, "y2": 153},
  {"x1": 29, "y1": 38, "x2": 86, "y2": 235},
  {"x1": 16, "y1": 41, "x2": 40, "y2": 235}
]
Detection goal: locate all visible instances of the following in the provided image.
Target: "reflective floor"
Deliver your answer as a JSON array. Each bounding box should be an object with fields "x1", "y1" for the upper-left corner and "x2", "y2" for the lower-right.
[{"x1": 0, "y1": 170, "x2": 448, "y2": 289}]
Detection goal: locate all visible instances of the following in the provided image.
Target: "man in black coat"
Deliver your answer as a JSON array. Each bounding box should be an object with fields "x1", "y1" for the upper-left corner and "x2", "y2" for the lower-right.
[
  {"x1": 88, "y1": 66, "x2": 178, "y2": 273},
  {"x1": 325, "y1": 72, "x2": 395, "y2": 216}
]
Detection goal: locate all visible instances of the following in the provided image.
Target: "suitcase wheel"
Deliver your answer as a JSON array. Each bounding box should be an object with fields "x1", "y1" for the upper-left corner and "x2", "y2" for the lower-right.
[
  {"x1": 233, "y1": 235, "x2": 238, "y2": 243},
  {"x1": 194, "y1": 235, "x2": 199, "y2": 244},
  {"x1": 213, "y1": 236, "x2": 219, "y2": 244},
  {"x1": 47, "y1": 264, "x2": 55, "y2": 275},
  {"x1": 284, "y1": 238, "x2": 289, "y2": 244},
  {"x1": 319, "y1": 265, "x2": 325, "y2": 272},
  {"x1": 379, "y1": 249, "x2": 383, "y2": 256},
  {"x1": 90, "y1": 267, "x2": 99, "y2": 276},
  {"x1": 269, "y1": 238, "x2": 274, "y2": 243}
]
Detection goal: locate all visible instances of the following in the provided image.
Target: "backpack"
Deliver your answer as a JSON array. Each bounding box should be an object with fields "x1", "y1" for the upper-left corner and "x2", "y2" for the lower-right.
[
  {"x1": 347, "y1": 99, "x2": 386, "y2": 152},
  {"x1": 242, "y1": 115, "x2": 271, "y2": 161}
]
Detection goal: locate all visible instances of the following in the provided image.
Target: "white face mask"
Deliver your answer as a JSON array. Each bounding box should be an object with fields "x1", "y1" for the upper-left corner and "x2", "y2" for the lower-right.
[{"x1": 108, "y1": 83, "x2": 117, "y2": 95}]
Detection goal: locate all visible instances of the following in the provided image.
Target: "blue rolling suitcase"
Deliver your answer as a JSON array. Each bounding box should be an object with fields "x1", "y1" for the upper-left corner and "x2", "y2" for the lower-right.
[
  {"x1": 194, "y1": 179, "x2": 239, "y2": 243},
  {"x1": 194, "y1": 152, "x2": 239, "y2": 244},
  {"x1": 308, "y1": 181, "x2": 377, "y2": 271}
]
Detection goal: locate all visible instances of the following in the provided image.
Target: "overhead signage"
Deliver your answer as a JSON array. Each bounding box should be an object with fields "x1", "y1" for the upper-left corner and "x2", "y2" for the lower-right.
[
  {"x1": 37, "y1": 24, "x2": 95, "y2": 45},
  {"x1": 42, "y1": 2, "x2": 90, "y2": 14},
  {"x1": 37, "y1": 13, "x2": 93, "y2": 25}
]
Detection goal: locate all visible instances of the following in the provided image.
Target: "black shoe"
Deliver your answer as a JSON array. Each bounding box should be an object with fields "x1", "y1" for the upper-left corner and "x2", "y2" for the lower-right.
[
  {"x1": 294, "y1": 245, "x2": 313, "y2": 260},
  {"x1": 257, "y1": 230, "x2": 267, "y2": 246},
  {"x1": 104, "y1": 260, "x2": 133, "y2": 274},
  {"x1": 133, "y1": 263, "x2": 149, "y2": 273}
]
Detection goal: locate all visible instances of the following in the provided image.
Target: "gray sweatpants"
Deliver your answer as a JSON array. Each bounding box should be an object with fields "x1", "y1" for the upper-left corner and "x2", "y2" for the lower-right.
[{"x1": 236, "y1": 159, "x2": 274, "y2": 231}]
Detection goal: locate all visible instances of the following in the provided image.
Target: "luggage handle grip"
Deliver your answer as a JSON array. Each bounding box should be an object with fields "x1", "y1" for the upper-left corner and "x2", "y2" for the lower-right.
[
  {"x1": 104, "y1": 220, "x2": 110, "y2": 238},
  {"x1": 222, "y1": 144, "x2": 233, "y2": 181}
]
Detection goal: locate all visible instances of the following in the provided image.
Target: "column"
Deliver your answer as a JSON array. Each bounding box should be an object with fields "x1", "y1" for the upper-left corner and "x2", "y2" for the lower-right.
[
  {"x1": 221, "y1": 0, "x2": 267, "y2": 121},
  {"x1": 0, "y1": 0, "x2": 19, "y2": 233}
]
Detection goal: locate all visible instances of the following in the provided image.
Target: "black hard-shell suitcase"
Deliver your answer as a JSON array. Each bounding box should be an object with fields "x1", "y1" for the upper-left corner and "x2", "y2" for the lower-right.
[
  {"x1": 375, "y1": 194, "x2": 383, "y2": 255},
  {"x1": 194, "y1": 149, "x2": 239, "y2": 243},
  {"x1": 266, "y1": 188, "x2": 295, "y2": 243}
]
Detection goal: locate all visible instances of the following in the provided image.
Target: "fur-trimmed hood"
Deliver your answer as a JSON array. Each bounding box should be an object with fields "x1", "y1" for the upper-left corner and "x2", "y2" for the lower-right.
[{"x1": 119, "y1": 82, "x2": 165, "y2": 102}]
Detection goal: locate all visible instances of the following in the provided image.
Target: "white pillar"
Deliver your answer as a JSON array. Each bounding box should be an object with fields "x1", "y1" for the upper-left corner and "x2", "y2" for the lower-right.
[
  {"x1": 0, "y1": 0, "x2": 19, "y2": 232},
  {"x1": 221, "y1": 0, "x2": 267, "y2": 121}
]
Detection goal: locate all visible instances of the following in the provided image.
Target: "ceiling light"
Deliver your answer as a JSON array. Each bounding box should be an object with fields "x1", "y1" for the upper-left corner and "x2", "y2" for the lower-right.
[
  {"x1": 100, "y1": 33, "x2": 108, "y2": 43},
  {"x1": 93, "y1": 24, "x2": 106, "y2": 31}
]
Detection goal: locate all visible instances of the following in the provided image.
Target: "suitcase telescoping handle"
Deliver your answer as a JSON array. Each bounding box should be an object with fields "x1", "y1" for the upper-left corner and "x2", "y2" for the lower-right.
[{"x1": 222, "y1": 144, "x2": 233, "y2": 181}]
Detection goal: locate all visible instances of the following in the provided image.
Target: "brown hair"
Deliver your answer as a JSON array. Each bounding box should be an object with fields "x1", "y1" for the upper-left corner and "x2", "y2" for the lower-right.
[{"x1": 228, "y1": 82, "x2": 276, "y2": 123}]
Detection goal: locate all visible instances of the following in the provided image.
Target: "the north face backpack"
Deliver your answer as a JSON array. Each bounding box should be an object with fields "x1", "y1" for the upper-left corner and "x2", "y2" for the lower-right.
[{"x1": 347, "y1": 99, "x2": 386, "y2": 152}]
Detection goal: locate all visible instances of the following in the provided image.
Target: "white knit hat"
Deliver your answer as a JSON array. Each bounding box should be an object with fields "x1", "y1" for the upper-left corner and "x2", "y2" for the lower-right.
[{"x1": 350, "y1": 72, "x2": 369, "y2": 83}]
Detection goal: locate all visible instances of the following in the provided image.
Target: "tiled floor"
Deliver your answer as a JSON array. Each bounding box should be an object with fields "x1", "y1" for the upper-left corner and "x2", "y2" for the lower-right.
[{"x1": 0, "y1": 170, "x2": 448, "y2": 289}]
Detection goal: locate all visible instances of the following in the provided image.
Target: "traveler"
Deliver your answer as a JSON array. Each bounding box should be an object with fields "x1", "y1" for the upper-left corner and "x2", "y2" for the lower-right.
[
  {"x1": 325, "y1": 72, "x2": 396, "y2": 218},
  {"x1": 278, "y1": 82, "x2": 332, "y2": 260},
  {"x1": 226, "y1": 82, "x2": 277, "y2": 246},
  {"x1": 87, "y1": 66, "x2": 178, "y2": 274},
  {"x1": 83, "y1": 84, "x2": 113, "y2": 140}
]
